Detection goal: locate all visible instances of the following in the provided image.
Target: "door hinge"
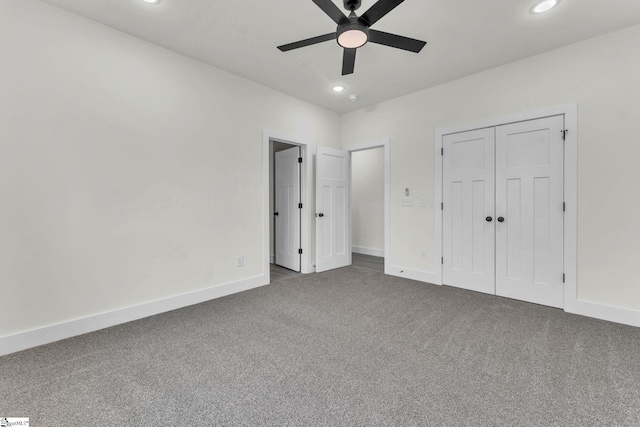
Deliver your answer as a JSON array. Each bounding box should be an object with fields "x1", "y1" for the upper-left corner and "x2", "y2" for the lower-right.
[
  {"x1": 441, "y1": 202, "x2": 444, "y2": 210},
  {"x1": 563, "y1": 273, "x2": 565, "y2": 283},
  {"x1": 298, "y1": 157, "x2": 303, "y2": 163},
  {"x1": 298, "y1": 248, "x2": 303, "y2": 255},
  {"x1": 298, "y1": 203, "x2": 303, "y2": 209},
  {"x1": 561, "y1": 129, "x2": 568, "y2": 140},
  {"x1": 441, "y1": 257, "x2": 444, "y2": 265},
  {"x1": 563, "y1": 202, "x2": 566, "y2": 212},
  {"x1": 441, "y1": 147, "x2": 444, "y2": 156}
]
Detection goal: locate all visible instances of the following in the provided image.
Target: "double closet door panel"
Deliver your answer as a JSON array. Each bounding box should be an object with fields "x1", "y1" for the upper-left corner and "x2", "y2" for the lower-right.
[
  {"x1": 442, "y1": 128, "x2": 496, "y2": 295},
  {"x1": 442, "y1": 115, "x2": 564, "y2": 308},
  {"x1": 495, "y1": 116, "x2": 565, "y2": 308}
]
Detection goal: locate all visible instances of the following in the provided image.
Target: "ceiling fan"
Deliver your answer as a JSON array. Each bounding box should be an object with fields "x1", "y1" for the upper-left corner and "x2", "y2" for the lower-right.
[{"x1": 277, "y1": 0, "x2": 427, "y2": 76}]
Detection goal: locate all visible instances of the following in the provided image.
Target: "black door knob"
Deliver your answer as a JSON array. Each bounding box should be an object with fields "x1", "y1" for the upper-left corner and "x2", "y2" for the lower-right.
[
  {"x1": 497, "y1": 217, "x2": 505, "y2": 222},
  {"x1": 274, "y1": 212, "x2": 279, "y2": 216},
  {"x1": 318, "y1": 213, "x2": 324, "y2": 217},
  {"x1": 486, "y1": 216, "x2": 493, "y2": 222}
]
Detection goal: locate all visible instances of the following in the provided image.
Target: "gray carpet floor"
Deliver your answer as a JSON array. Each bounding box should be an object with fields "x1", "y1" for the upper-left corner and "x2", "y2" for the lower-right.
[
  {"x1": 270, "y1": 263, "x2": 301, "y2": 282},
  {"x1": 2, "y1": 266, "x2": 640, "y2": 426},
  {"x1": 352, "y1": 253, "x2": 384, "y2": 273}
]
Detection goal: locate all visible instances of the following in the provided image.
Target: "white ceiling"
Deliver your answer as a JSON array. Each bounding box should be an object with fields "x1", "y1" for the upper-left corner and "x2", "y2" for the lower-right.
[{"x1": 40, "y1": 0, "x2": 640, "y2": 114}]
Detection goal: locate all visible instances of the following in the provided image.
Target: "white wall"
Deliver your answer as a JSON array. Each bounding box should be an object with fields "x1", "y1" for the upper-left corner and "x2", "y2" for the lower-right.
[
  {"x1": 0, "y1": 0, "x2": 340, "y2": 339},
  {"x1": 351, "y1": 148, "x2": 384, "y2": 255},
  {"x1": 341, "y1": 24, "x2": 640, "y2": 312}
]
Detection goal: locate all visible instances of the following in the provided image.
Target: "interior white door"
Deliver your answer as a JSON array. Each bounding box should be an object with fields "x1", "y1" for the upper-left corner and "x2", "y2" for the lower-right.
[
  {"x1": 442, "y1": 128, "x2": 496, "y2": 294},
  {"x1": 316, "y1": 146, "x2": 350, "y2": 273},
  {"x1": 495, "y1": 116, "x2": 564, "y2": 308},
  {"x1": 275, "y1": 146, "x2": 301, "y2": 271}
]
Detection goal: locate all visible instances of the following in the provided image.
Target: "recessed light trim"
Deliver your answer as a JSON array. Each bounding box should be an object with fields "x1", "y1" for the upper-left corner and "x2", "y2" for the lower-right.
[
  {"x1": 143, "y1": 0, "x2": 160, "y2": 4},
  {"x1": 531, "y1": 0, "x2": 559, "y2": 14},
  {"x1": 332, "y1": 85, "x2": 345, "y2": 92}
]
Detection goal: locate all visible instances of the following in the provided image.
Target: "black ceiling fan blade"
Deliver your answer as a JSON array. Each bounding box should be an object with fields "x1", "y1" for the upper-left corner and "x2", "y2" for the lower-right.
[
  {"x1": 368, "y1": 29, "x2": 426, "y2": 53},
  {"x1": 359, "y1": 0, "x2": 405, "y2": 26},
  {"x1": 277, "y1": 33, "x2": 336, "y2": 52},
  {"x1": 342, "y1": 48, "x2": 357, "y2": 75},
  {"x1": 312, "y1": 0, "x2": 349, "y2": 25}
]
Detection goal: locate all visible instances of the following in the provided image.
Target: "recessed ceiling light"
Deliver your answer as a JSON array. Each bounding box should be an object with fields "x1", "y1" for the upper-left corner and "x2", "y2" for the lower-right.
[
  {"x1": 531, "y1": 0, "x2": 559, "y2": 14},
  {"x1": 332, "y1": 85, "x2": 345, "y2": 92},
  {"x1": 143, "y1": 0, "x2": 160, "y2": 4}
]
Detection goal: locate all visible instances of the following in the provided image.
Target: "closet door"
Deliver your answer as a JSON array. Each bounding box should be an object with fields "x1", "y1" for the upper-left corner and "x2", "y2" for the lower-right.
[
  {"x1": 442, "y1": 128, "x2": 496, "y2": 295},
  {"x1": 495, "y1": 116, "x2": 564, "y2": 308}
]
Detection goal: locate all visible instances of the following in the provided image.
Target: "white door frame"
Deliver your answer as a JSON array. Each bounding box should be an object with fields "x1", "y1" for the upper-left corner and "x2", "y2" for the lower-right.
[
  {"x1": 434, "y1": 104, "x2": 577, "y2": 309},
  {"x1": 344, "y1": 138, "x2": 391, "y2": 273},
  {"x1": 263, "y1": 130, "x2": 312, "y2": 281}
]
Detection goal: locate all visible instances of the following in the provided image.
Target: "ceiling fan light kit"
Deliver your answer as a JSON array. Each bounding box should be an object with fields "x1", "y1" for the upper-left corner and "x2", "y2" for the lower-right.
[
  {"x1": 277, "y1": 0, "x2": 427, "y2": 76},
  {"x1": 337, "y1": 21, "x2": 369, "y2": 49}
]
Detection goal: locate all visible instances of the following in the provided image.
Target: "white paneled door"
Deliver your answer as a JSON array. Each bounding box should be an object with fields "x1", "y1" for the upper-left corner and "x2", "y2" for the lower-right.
[
  {"x1": 316, "y1": 146, "x2": 350, "y2": 273},
  {"x1": 442, "y1": 115, "x2": 565, "y2": 308},
  {"x1": 495, "y1": 116, "x2": 564, "y2": 308},
  {"x1": 275, "y1": 146, "x2": 301, "y2": 272},
  {"x1": 442, "y1": 128, "x2": 496, "y2": 294}
]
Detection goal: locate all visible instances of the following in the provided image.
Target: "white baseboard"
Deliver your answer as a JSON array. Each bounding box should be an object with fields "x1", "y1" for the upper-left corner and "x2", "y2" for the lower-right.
[
  {"x1": 385, "y1": 266, "x2": 638, "y2": 327},
  {"x1": 566, "y1": 299, "x2": 640, "y2": 328},
  {"x1": 0, "y1": 274, "x2": 268, "y2": 357},
  {"x1": 352, "y1": 246, "x2": 385, "y2": 257},
  {"x1": 385, "y1": 265, "x2": 438, "y2": 285}
]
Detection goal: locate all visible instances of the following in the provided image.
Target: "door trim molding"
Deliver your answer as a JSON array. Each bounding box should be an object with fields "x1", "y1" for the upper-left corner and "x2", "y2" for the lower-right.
[
  {"x1": 263, "y1": 130, "x2": 312, "y2": 278},
  {"x1": 344, "y1": 138, "x2": 390, "y2": 272},
  {"x1": 434, "y1": 104, "x2": 577, "y2": 309}
]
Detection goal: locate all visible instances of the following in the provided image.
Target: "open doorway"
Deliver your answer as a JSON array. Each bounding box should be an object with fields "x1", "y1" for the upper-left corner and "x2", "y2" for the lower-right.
[
  {"x1": 263, "y1": 130, "x2": 313, "y2": 284},
  {"x1": 314, "y1": 140, "x2": 389, "y2": 274},
  {"x1": 351, "y1": 146, "x2": 385, "y2": 272}
]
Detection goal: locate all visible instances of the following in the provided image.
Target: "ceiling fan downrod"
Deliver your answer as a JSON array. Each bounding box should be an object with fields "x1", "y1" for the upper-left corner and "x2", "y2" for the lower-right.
[{"x1": 344, "y1": 0, "x2": 361, "y2": 11}]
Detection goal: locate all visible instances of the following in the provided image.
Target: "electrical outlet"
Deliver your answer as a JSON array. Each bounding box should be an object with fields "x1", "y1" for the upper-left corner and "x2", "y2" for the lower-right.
[
  {"x1": 420, "y1": 197, "x2": 428, "y2": 207},
  {"x1": 421, "y1": 249, "x2": 428, "y2": 259},
  {"x1": 236, "y1": 256, "x2": 244, "y2": 267}
]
